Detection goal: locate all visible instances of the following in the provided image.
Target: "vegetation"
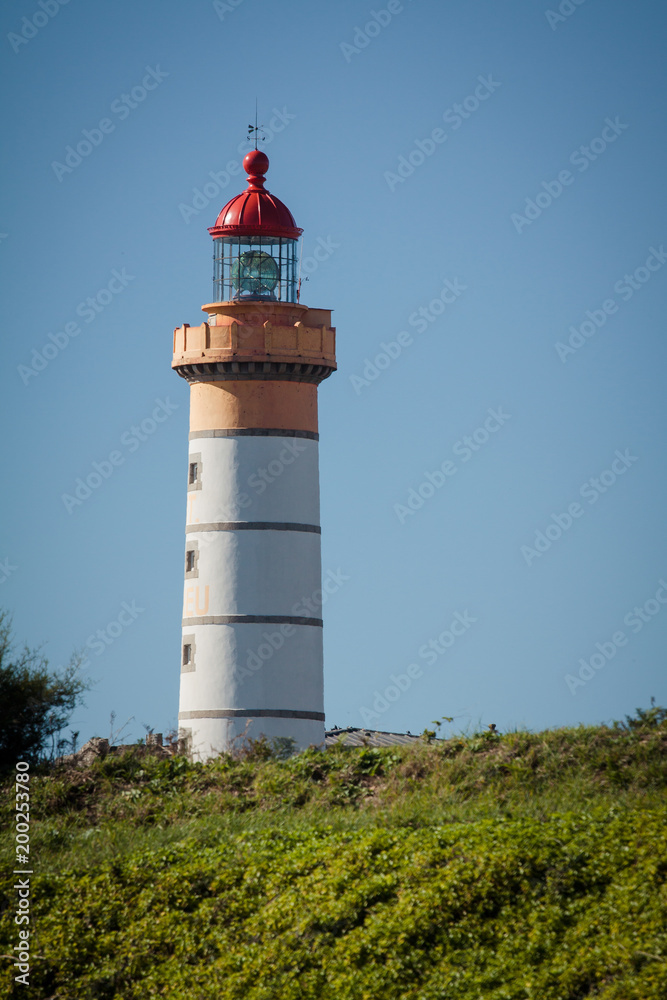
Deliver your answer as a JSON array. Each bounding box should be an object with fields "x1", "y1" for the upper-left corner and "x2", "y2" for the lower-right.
[
  {"x1": 0, "y1": 612, "x2": 87, "y2": 776},
  {"x1": 1, "y1": 708, "x2": 666, "y2": 998}
]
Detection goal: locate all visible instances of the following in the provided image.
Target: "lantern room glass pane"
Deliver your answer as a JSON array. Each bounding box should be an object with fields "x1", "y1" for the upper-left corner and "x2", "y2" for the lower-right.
[{"x1": 213, "y1": 236, "x2": 299, "y2": 303}]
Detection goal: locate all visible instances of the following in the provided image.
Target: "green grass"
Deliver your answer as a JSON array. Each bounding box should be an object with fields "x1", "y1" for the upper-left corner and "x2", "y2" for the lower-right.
[{"x1": 1, "y1": 711, "x2": 666, "y2": 998}]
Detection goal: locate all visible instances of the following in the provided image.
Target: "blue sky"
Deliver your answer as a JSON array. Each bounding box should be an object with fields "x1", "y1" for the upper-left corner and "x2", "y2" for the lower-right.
[{"x1": 1, "y1": 0, "x2": 666, "y2": 745}]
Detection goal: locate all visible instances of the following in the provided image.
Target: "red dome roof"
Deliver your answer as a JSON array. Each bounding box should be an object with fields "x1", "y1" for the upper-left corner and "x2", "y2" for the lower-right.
[{"x1": 208, "y1": 150, "x2": 302, "y2": 240}]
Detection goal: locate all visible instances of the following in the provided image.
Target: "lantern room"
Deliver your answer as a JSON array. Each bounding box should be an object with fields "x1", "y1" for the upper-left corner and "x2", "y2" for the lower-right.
[{"x1": 208, "y1": 149, "x2": 303, "y2": 304}]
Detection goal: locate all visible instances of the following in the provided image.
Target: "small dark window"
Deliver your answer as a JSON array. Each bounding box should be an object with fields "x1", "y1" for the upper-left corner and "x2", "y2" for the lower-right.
[
  {"x1": 188, "y1": 462, "x2": 198, "y2": 485},
  {"x1": 182, "y1": 644, "x2": 192, "y2": 666},
  {"x1": 186, "y1": 550, "x2": 195, "y2": 573}
]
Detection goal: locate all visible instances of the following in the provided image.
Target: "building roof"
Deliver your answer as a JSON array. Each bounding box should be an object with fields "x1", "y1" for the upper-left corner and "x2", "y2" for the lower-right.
[
  {"x1": 208, "y1": 150, "x2": 302, "y2": 241},
  {"x1": 325, "y1": 727, "x2": 429, "y2": 748}
]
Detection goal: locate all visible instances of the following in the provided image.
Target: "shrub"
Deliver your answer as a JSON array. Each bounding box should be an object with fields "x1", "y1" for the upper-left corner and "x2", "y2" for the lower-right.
[{"x1": 0, "y1": 611, "x2": 88, "y2": 775}]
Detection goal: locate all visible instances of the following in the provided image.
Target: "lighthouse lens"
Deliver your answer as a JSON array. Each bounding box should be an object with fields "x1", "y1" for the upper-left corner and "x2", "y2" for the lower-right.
[
  {"x1": 214, "y1": 236, "x2": 298, "y2": 303},
  {"x1": 231, "y1": 250, "x2": 279, "y2": 297}
]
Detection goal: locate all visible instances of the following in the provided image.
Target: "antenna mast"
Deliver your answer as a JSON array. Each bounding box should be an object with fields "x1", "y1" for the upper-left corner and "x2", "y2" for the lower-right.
[{"x1": 247, "y1": 99, "x2": 265, "y2": 149}]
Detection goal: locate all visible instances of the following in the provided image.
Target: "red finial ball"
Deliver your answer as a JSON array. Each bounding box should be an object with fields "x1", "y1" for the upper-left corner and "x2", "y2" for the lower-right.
[{"x1": 243, "y1": 150, "x2": 269, "y2": 190}]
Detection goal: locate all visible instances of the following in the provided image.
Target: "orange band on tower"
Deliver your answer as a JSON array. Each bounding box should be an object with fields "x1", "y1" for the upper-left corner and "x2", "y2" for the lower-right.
[{"x1": 189, "y1": 380, "x2": 319, "y2": 434}]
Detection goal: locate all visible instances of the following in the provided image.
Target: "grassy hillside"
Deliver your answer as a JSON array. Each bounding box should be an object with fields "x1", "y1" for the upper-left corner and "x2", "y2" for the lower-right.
[{"x1": 1, "y1": 710, "x2": 667, "y2": 999}]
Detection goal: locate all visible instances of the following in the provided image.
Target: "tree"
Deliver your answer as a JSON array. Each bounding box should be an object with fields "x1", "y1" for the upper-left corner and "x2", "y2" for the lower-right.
[{"x1": 0, "y1": 611, "x2": 89, "y2": 775}]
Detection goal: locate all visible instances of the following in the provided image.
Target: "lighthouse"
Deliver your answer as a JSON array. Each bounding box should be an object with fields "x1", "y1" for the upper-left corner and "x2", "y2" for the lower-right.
[{"x1": 173, "y1": 148, "x2": 336, "y2": 761}]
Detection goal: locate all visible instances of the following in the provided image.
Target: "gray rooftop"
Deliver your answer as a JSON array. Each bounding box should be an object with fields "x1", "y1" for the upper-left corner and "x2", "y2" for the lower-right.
[{"x1": 325, "y1": 727, "x2": 428, "y2": 748}]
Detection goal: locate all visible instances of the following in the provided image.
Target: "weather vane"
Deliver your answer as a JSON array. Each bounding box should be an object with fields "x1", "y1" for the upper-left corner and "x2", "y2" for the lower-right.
[{"x1": 246, "y1": 98, "x2": 266, "y2": 149}]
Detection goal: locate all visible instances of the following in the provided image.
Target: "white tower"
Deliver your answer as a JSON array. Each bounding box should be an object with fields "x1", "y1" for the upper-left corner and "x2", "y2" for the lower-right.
[{"x1": 173, "y1": 149, "x2": 336, "y2": 760}]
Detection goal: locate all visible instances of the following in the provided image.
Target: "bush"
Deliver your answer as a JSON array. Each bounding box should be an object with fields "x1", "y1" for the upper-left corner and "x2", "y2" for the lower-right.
[{"x1": 0, "y1": 611, "x2": 88, "y2": 775}]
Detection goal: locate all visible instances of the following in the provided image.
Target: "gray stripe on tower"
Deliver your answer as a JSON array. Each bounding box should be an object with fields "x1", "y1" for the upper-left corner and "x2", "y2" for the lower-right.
[
  {"x1": 182, "y1": 615, "x2": 323, "y2": 627},
  {"x1": 179, "y1": 709, "x2": 326, "y2": 721},
  {"x1": 189, "y1": 428, "x2": 319, "y2": 441},
  {"x1": 186, "y1": 521, "x2": 321, "y2": 534}
]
